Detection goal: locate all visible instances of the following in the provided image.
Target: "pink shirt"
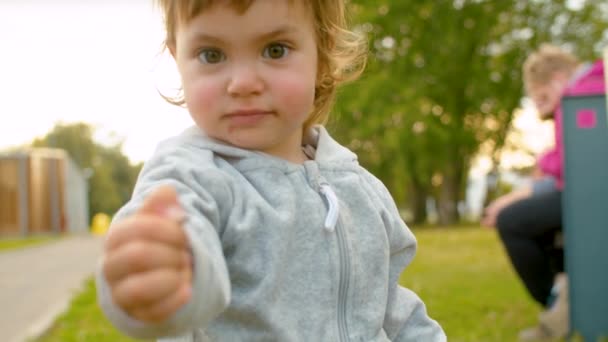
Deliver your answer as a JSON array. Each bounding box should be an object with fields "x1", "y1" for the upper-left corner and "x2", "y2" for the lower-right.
[{"x1": 538, "y1": 60, "x2": 605, "y2": 189}]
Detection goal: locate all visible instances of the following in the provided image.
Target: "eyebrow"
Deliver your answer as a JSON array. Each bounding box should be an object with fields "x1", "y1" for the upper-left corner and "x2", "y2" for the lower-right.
[{"x1": 191, "y1": 25, "x2": 300, "y2": 45}]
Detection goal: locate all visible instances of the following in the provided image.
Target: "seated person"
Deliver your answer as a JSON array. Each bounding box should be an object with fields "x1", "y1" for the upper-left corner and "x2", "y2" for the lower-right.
[{"x1": 482, "y1": 44, "x2": 605, "y2": 341}]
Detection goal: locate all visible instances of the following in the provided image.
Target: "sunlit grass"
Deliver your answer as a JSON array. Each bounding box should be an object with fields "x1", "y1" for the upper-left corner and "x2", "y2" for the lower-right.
[
  {"x1": 36, "y1": 226, "x2": 546, "y2": 341},
  {"x1": 0, "y1": 236, "x2": 58, "y2": 252},
  {"x1": 405, "y1": 226, "x2": 541, "y2": 341}
]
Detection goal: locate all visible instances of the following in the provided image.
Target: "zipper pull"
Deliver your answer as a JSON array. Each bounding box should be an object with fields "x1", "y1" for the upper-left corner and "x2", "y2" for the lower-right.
[{"x1": 319, "y1": 183, "x2": 339, "y2": 232}]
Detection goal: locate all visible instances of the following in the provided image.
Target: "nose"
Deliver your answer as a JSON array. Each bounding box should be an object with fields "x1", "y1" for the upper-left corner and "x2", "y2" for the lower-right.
[{"x1": 227, "y1": 63, "x2": 264, "y2": 97}]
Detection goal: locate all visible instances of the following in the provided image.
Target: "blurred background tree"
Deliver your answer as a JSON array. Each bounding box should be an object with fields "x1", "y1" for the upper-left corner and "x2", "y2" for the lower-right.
[
  {"x1": 331, "y1": 0, "x2": 607, "y2": 225},
  {"x1": 32, "y1": 123, "x2": 142, "y2": 221}
]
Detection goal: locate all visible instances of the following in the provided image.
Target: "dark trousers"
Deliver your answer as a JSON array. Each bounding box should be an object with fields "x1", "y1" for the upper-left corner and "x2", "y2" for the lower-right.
[{"x1": 496, "y1": 189, "x2": 563, "y2": 307}]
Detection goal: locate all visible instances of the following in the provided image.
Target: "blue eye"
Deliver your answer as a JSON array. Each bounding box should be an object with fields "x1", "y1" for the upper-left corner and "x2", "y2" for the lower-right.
[
  {"x1": 263, "y1": 43, "x2": 289, "y2": 59},
  {"x1": 198, "y1": 48, "x2": 225, "y2": 64}
]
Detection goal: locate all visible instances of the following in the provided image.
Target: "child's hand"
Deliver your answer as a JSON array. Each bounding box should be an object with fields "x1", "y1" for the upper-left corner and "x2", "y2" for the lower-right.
[{"x1": 102, "y1": 186, "x2": 193, "y2": 323}]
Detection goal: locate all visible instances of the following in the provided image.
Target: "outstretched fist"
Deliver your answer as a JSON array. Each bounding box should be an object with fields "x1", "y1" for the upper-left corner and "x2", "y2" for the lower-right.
[{"x1": 102, "y1": 185, "x2": 193, "y2": 323}]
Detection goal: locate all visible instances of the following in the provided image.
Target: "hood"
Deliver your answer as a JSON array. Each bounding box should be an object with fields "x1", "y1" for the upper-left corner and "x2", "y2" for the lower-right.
[{"x1": 167, "y1": 125, "x2": 359, "y2": 172}]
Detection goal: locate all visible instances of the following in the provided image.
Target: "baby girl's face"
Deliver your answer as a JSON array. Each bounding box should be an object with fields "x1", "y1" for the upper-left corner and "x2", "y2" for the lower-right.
[{"x1": 172, "y1": 0, "x2": 318, "y2": 163}]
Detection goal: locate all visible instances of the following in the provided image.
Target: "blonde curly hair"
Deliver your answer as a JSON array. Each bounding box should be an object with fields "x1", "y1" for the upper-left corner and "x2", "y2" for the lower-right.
[
  {"x1": 156, "y1": 0, "x2": 367, "y2": 131},
  {"x1": 523, "y1": 44, "x2": 580, "y2": 90}
]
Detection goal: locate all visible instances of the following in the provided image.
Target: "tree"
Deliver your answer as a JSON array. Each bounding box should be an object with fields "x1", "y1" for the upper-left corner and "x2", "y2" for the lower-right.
[
  {"x1": 32, "y1": 123, "x2": 141, "y2": 221},
  {"x1": 331, "y1": 0, "x2": 607, "y2": 224}
]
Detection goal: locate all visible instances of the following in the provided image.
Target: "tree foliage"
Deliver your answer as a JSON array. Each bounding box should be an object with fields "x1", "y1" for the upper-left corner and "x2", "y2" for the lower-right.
[
  {"x1": 331, "y1": 0, "x2": 607, "y2": 224},
  {"x1": 32, "y1": 123, "x2": 142, "y2": 220}
]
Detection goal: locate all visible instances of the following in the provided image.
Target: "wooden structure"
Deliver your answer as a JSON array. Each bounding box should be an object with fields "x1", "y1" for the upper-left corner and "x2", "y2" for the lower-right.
[{"x1": 0, "y1": 148, "x2": 89, "y2": 236}]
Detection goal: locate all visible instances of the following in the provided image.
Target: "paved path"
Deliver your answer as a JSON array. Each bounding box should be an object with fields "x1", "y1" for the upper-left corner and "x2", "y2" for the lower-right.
[{"x1": 0, "y1": 234, "x2": 103, "y2": 342}]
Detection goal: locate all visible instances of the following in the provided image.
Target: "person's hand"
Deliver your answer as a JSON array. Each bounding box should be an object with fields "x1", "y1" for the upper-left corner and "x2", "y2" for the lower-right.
[
  {"x1": 481, "y1": 187, "x2": 532, "y2": 227},
  {"x1": 102, "y1": 185, "x2": 193, "y2": 323},
  {"x1": 481, "y1": 195, "x2": 512, "y2": 228}
]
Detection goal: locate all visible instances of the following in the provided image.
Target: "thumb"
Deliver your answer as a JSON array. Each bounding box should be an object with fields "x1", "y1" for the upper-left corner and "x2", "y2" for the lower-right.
[{"x1": 138, "y1": 185, "x2": 185, "y2": 222}]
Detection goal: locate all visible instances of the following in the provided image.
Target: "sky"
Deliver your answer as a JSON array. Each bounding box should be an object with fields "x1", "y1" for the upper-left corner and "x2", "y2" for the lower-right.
[
  {"x1": 0, "y1": 1, "x2": 192, "y2": 163},
  {"x1": 0, "y1": 1, "x2": 554, "y2": 166}
]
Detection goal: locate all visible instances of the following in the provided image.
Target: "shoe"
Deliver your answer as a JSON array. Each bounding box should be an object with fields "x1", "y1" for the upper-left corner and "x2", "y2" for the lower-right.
[
  {"x1": 539, "y1": 273, "x2": 569, "y2": 338},
  {"x1": 518, "y1": 324, "x2": 554, "y2": 341},
  {"x1": 519, "y1": 273, "x2": 569, "y2": 341}
]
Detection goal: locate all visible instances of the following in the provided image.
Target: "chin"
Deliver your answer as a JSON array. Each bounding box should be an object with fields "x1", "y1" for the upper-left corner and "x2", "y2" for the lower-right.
[
  {"x1": 226, "y1": 136, "x2": 268, "y2": 151},
  {"x1": 539, "y1": 111, "x2": 555, "y2": 121}
]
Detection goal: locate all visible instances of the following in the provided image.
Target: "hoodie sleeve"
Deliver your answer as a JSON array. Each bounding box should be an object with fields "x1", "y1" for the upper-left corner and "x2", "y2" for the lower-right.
[
  {"x1": 362, "y1": 171, "x2": 446, "y2": 341},
  {"x1": 96, "y1": 142, "x2": 232, "y2": 339}
]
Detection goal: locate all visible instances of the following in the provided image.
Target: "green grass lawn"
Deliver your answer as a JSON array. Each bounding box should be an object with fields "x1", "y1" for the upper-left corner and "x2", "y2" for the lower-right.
[
  {"x1": 0, "y1": 236, "x2": 58, "y2": 252},
  {"x1": 35, "y1": 278, "x2": 145, "y2": 342},
  {"x1": 404, "y1": 227, "x2": 541, "y2": 341},
  {"x1": 36, "y1": 227, "x2": 543, "y2": 342}
]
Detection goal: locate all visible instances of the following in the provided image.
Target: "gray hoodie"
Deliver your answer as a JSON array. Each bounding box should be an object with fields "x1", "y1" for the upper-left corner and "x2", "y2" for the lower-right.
[{"x1": 97, "y1": 126, "x2": 446, "y2": 341}]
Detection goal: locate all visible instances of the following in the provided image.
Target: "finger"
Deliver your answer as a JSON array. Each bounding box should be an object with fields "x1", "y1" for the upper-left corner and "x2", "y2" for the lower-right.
[
  {"x1": 112, "y1": 268, "x2": 184, "y2": 311},
  {"x1": 131, "y1": 274, "x2": 192, "y2": 323},
  {"x1": 138, "y1": 185, "x2": 185, "y2": 220},
  {"x1": 104, "y1": 240, "x2": 190, "y2": 284},
  {"x1": 484, "y1": 205, "x2": 497, "y2": 217},
  {"x1": 482, "y1": 214, "x2": 496, "y2": 227},
  {"x1": 105, "y1": 214, "x2": 189, "y2": 252}
]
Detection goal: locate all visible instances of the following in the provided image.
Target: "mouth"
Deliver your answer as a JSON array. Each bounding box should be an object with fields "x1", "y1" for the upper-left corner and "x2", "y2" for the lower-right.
[
  {"x1": 223, "y1": 109, "x2": 273, "y2": 126},
  {"x1": 226, "y1": 109, "x2": 272, "y2": 116}
]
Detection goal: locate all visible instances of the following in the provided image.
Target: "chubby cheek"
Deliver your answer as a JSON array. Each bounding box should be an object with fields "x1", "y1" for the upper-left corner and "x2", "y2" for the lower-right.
[
  {"x1": 183, "y1": 79, "x2": 224, "y2": 128},
  {"x1": 274, "y1": 75, "x2": 316, "y2": 119}
]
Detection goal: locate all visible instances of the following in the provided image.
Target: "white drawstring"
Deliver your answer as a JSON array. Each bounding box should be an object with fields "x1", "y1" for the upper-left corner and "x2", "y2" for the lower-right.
[{"x1": 319, "y1": 183, "x2": 339, "y2": 232}]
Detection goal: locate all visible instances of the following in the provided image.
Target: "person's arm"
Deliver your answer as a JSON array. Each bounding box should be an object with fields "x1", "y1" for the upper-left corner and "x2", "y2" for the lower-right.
[
  {"x1": 96, "y1": 147, "x2": 233, "y2": 339},
  {"x1": 363, "y1": 171, "x2": 446, "y2": 341},
  {"x1": 383, "y1": 234, "x2": 447, "y2": 341},
  {"x1": 481, "y1": 184, "x2": 532, "y2": 227},
  {"x1": 482, "y1": 175, "x2": 557, "y2": 226},
  {"x1": 531, "y1": 176, "x2": 557, "y2": 195}
]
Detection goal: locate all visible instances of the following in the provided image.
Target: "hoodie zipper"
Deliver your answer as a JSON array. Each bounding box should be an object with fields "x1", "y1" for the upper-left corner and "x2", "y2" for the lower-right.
[
  {"x1": 335, "y1": 217, "x2": 350, "y2": 341},
  {"x1": 319, "y1": 181, "x2": 350, "y2": 341}
]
